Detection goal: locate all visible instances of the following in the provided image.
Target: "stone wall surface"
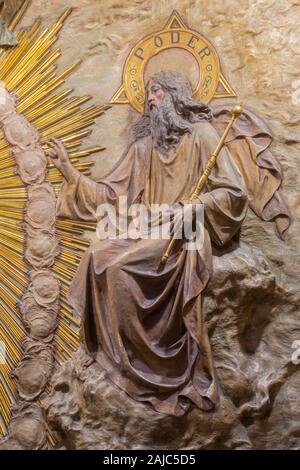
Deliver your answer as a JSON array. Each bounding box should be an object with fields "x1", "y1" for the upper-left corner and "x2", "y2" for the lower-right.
[
  {"x1": 1, "y1": 0, "x2": 24, "y2": 23},
  {"x1": 8, "y1": 0, "x2": 300, "y2": 449}
]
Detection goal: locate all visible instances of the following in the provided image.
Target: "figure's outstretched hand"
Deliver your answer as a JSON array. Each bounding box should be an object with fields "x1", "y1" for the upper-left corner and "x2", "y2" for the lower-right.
[{"x1": 47, "y1": 137, "x2": 75, "y2": 181}]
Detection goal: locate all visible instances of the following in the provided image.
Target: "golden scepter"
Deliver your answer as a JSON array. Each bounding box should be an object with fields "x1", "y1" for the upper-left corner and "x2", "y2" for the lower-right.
[{"x1": 161, "y1": 105, "x2": 243, "y2": 265}]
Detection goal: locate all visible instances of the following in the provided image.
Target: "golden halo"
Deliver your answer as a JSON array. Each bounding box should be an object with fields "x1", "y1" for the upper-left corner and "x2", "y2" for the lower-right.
[
  {"x1": 144, "y1": 48, "x2": 200, "y2": 93},
  {"x1": 110, "y1": 11, "x2": 236, "y2": 113}
]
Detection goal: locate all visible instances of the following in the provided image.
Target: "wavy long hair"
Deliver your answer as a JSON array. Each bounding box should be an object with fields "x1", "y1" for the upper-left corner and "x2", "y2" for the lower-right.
[{"x1": 132, "y1": 70, "x2": 212, "y2": 154}]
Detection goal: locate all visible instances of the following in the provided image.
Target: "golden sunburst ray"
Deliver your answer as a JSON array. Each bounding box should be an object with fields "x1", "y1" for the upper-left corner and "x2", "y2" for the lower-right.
[{"x1": 0, "y1": 4, "x2": 104, "y2": 438}]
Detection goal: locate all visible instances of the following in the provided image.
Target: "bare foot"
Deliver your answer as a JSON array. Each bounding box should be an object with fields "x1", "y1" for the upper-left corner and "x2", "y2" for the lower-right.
[{"x1": 81, "y1": 354, "x2": 95, "y2": 368}]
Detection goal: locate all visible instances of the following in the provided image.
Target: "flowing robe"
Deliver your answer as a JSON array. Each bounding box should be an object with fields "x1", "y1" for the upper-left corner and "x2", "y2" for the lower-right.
[{"x1": 57, "y1": 119, "x2": 248, "y2": 416}]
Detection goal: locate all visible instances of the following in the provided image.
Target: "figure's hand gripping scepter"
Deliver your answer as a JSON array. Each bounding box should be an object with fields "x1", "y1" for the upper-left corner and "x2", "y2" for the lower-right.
[{"x1": 160, "y1": 105, "x2": 243, "y2": 266}]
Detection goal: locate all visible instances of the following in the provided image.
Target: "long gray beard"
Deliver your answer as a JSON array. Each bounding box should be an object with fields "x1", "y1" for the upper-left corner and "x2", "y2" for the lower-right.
[{"x1": 150, "y1": 94, "x2": 192, "y2": 155}]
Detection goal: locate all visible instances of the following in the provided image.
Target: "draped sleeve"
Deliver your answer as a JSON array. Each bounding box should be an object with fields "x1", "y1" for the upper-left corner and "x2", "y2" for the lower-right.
[
  {"x1": 56, "y1": 138, "x2": 151, "y2": 222},
  {"x1": 196, "y1": 122, "x2": 249, "y2": 246},
  {"x1": 211, "y1": 105, "x2": 291, "y2": 238}
]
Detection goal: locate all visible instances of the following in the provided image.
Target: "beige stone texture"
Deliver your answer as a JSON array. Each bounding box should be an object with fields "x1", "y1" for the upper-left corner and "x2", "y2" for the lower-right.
[{"x1": 12, "y1": 0, "x2": 300, "y2": 449}]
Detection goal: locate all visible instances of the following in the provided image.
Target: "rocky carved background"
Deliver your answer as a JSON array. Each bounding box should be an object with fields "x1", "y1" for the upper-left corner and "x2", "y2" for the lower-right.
[{"x1": 2, "y1": 0, "x2": 300, "y2": 450}]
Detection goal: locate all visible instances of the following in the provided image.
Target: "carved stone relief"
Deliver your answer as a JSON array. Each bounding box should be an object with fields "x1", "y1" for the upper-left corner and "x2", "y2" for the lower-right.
[{"x1": 0, "y1": 80, "x2": 60, "y2": 450}]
